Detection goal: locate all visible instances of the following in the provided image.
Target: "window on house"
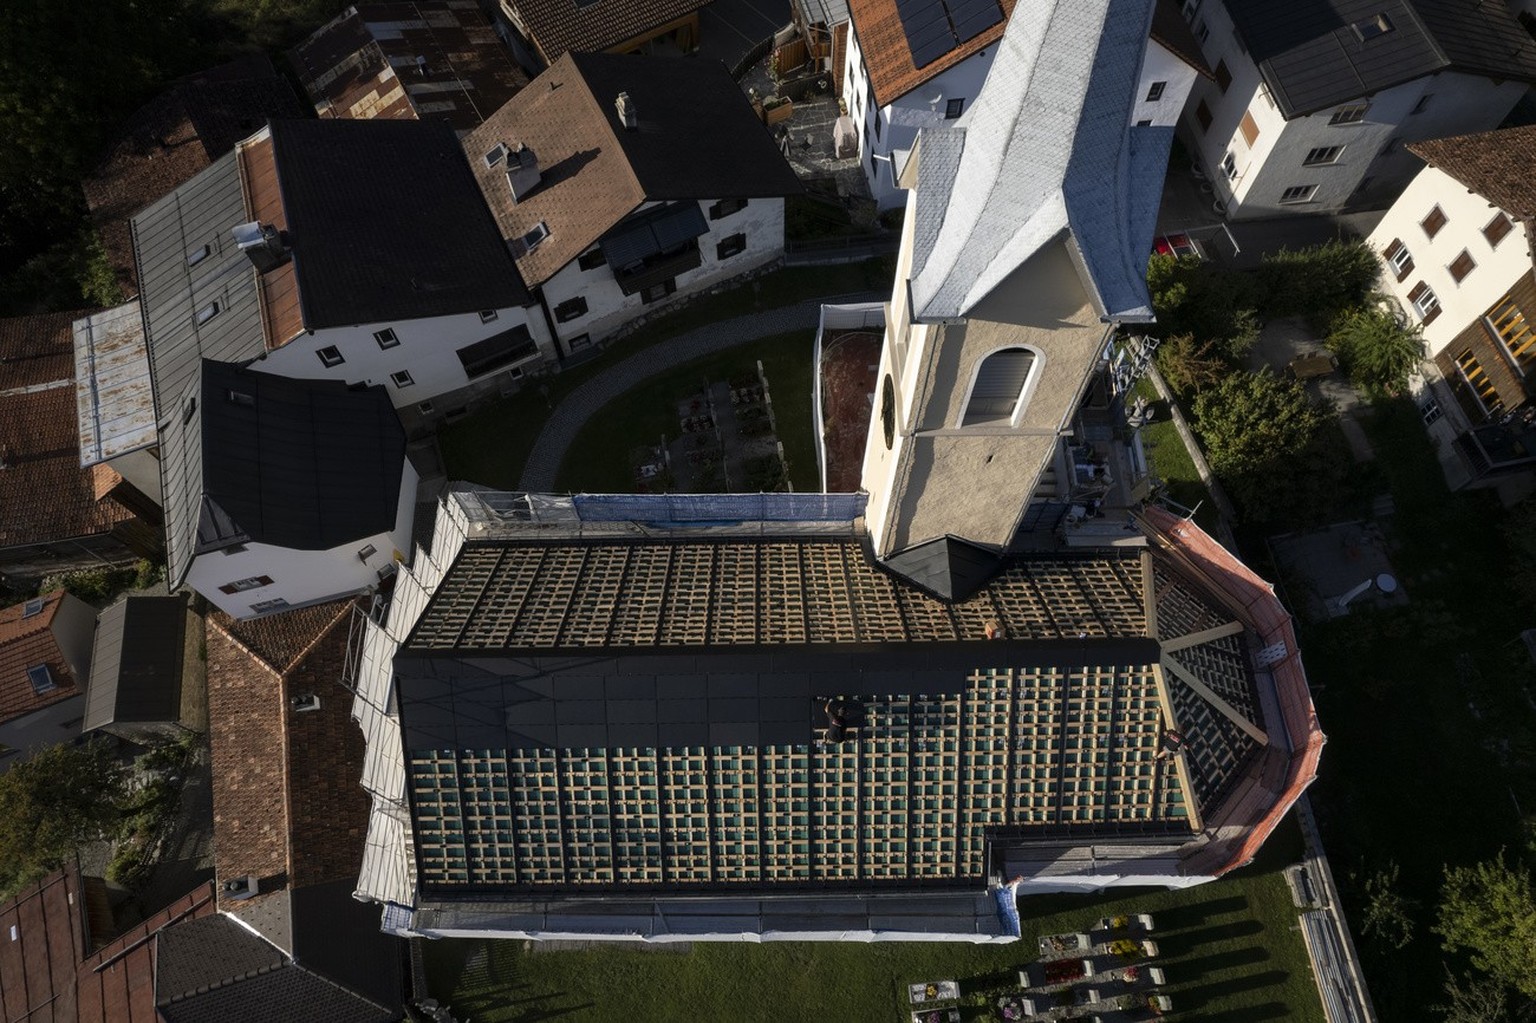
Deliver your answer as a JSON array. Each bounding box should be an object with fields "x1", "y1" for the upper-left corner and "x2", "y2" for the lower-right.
[
  {"x1": 1279, "y1": 184, "x2": 1317, "y2": 204},
  {"x1": 1420, "y1": 396, "x2": 1442, "y2": 426},
  {"x1": 21, "y1": 598, "x2": 43, "y2": 618},
  {"x1": 1384, "y1": 239, "x2": 1414, "y2": 281},
  {"x1": 1221, "y1": 151, "x2": 1238, "y2": 180},
  {"x1": 1195, "y1": 19, "x2": 1209, "y2": 45},
  {"x1": 717, "y1": 233, "x2": 747, "y2": 259},
  {"x1": 1329, "y1": 102, "x2": 1369, "y2": 125},
  {"x1": 1484, "y1": 213, "x2": 1513, "y2": 247},
  {"x1": 374, "y1": 328, "x2": 400, "y2": 349},
  {"x1": 554, "y1": 296, "x2": 588, "y2": 322},
  {"x1": 390, "y1": 370, "x2": 414, "y2": 387},
  {"x1": 187, "y1": 244, "x2": 212, "y2": 266},
  {"x1": 709, "y1": 198, "x2": 748, "y2": 221},
  {"x1": 219, "y1": 575, "x2": 274, "y2": 594},
  {"x1": 1351, "y1": 13, "x2": 1393, "y2": 40},
  {"x1": 960, "y1": 347, "x2": 1038, "y2": 427},
  {"x1": 478, "y1": 309, "x2": 499, "y2": 323},
  {"x1": 418, "y1": 401, "x2": 435, "y2": 415},
  {"x1": 1304, "y1": 145, "x2": 1344, "y2": 165},
  {"x1": 250, "y1": 598, "x2": 289, "y2": 614},
  {"x1": 1422, "y1": 205, "x2": 1448, "y2": 238},
  {"x1": 317, "y1": 346, "x2": 344, "y2": 367},
  {"x1": 1411, "y1": 94, "x2": 1432, "y2": 115},
  {"x1": 945, "y1": 98, "x2": 965, "y2": 119},
  {"x1": 1214, "y1": 61, "x2": 1231, "y2": 93},
  {"x1": 1195, "y1": 99, "x2": 1213, "y2": 132},
  {"x1": 27, "y1": 665, "x2": 56, "y2": 695},
  {"x1": 357, "y1": 544, "x2": 377, "y2": 561},
  {"x1": 1488, "y1": 293, "x2": 1536, "y2": 373},
  {"x1": 1146, "y1": 81, "x2": 1166, "y2": 102},
  {"x1": 195, "y1": 301, "x2": 220, "y2": 325},
  {"x1": 1238, "y1": 111, "x2": 1260, "y2": 146},
  {"x1": 1137, "y1": 119, "x2": 1153, "y2": 127},
  {"x1": 1456, "y1": 348, "x2": 1503, "y2": 415},
  {"x1": 484, "y1": 142, "x2": 508, "y2": 166},
  {"x1": 1449, "y1": 250, "x2": 1476, "y2": 284},
  {"x1": 641, "y1": 279, "x2": 677, "y2": 304},
  {"x1": 1408, "y1": 281, "x2": 1440, "y2": 322},
  {"x1": 563, "y1": 333, "x2": 592, "y2": 355}
]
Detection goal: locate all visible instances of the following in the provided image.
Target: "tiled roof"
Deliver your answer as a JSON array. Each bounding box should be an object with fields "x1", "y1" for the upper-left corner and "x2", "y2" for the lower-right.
[
  {"x1": 82, "y1": 55, "x2": 302, "y2": 298},
  {"x1": 1409, "y1": 125, "x2": 1536, "y2": 221},
  {"x1": 0, "y1": 311, "x2": 79, "y2": 391},
  {"x1": 77, "y1": 882, "x2": 218, "y2": 1022},
  {"x1": 462, "y1": 53, "x2": 801, "y2": 286},
  {"x1": 848, "y1": 0, "x2": 1015, "y2": 106},
  {"x1": 0, "y1": 866, "x2": 86, "y2": 1022},
  {"x1": 0, "y1": 335, "x2": 135, "y2": 551},
  {"x1": 0, "y1": 591, "x2": 78, "y2": 723},
  {"x1": 290, "y1": 2, "x2": 528, "y2": 134},
  {"x1": 207, "y1": 600, "x2": 371, "y2": 907},
  {"x1": 508, "y1": 0, "x2": 711, "y2": 64},
  {"x1": 267, "y1": 118, "x2": 529, "y2": 328},
  {"x1": 1226, "y1": 0, "x2": 1536, "y2": 118}
]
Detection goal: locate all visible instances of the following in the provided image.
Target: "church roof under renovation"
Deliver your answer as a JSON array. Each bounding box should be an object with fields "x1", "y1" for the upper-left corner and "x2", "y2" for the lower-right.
[{"x1": 395, "y1": 527, "x2": 1274, "y2": 896}]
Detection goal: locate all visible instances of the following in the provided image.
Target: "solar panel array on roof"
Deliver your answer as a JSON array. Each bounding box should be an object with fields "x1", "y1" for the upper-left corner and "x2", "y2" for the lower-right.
[{"x1": 896, "y1": 0, "x2": 1003, "y2": 69}]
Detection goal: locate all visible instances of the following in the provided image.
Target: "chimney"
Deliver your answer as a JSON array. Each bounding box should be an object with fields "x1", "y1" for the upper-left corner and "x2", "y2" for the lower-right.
[
  {"x1": 505, "y1": 142, "x2": 541, "y2": 202},
  {"x1": 232, "y1": 221, "x2": 289, "y2": 273},
  {"x1": 616, "y1": 91, "x2": 638, "y2": 130}
]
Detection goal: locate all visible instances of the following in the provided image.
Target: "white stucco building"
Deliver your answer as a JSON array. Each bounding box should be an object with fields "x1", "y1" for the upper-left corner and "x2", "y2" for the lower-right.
[
  {"x1": 1180, "y1": 0, "x2": 1536, "y2": 219},
  {"x1": 1367, "y1": 125, "x2": 1536, "y2": 489},
  {"x1": 464, "y1": 52, "x2": 802, "y2": 359},
  {"x1": 837, "y1": 0, "x2": 1210, "y2": 209}
]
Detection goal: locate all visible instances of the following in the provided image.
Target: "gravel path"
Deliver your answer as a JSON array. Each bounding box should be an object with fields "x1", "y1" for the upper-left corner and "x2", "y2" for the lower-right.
[{"x1": 517, "y1": 293, "x2": 883, "y2": 492}]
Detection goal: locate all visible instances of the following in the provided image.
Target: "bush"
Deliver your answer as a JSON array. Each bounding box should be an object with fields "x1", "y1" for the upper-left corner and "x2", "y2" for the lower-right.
[
  {"x1": 1192, "y1": 370, "x2": 1350, "y2": 523},
  {"x1": 1146, "y1": 254, "x2": 1261, "y2": 363},
  {"x1": 1326, "y1": 305, "x2": 1424, "y2": 395},
  {"x1": 49, "y1": 559, "x2": 163, "y2": 605},
  {"x1": 1256, "y1": 240, "x2": 1379, "y2": 324},
  {"x1": 1154, "y1": 334, "x2": 1228, "y2": 398}
]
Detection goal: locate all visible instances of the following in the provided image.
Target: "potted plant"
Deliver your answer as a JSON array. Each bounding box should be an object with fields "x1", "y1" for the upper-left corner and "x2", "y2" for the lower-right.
[{"x1": 763, "y1": 95, "x2": 793, "y2": 126}]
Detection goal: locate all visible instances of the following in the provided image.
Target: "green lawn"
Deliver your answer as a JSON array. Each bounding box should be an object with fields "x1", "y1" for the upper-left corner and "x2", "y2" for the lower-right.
[
  {"x1": 1132, "y1": 379, "x2": 1219, "y2": 533},
  {"x1": 424, "y1": 820, "x2": 1323, "y2": 1023},
  {"x1": 437, "y1": 260, "x2": 891, "y2": 491},
  {"x1": 553, "y1": 332, "x2": 818, "y2": 494}
]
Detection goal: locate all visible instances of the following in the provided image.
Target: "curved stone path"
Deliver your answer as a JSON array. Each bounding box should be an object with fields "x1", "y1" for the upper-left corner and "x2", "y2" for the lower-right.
[{"x1": 517, "y1": 292, "x2": 883, "y2": 492}]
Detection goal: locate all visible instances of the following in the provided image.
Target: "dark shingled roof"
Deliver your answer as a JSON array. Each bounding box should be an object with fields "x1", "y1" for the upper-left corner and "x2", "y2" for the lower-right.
[
  {"x1": 83, "y1": 595, "x2": 187, "y2": 732},
  {"x1": 267, "y1": 118, "x2": 528, "y2": 327},
  {"x1": 462, "y1": 53, "x2": 801, "y2": 286},
  {"x1": 1409, "y1": 125, "x2": 1536, "y2": 221},
  {"x1": 198, "y1": 362, "x2": 406, "y2": 553},
  {"x1": 1225, "y1": 0, "x2": 1536, "y2": 117},
  {"x1": 882, "y1": 533, "x2": 1004, "y2": 603},
  {"x1": 506, "y1": 0, "x2": 711, "y2": 64}
]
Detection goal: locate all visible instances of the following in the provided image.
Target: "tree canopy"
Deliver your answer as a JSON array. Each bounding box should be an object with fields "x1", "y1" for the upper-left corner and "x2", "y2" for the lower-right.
[
  {"x1": 0, "y1": 740, "x2": 128, "y2": 898},
  {"x1": 1327, "y1": 306, "x2": 1425, "y2": 395},
  {"x1": 1436, "y1": 853, "x2": 1536, "y2": 1000}
]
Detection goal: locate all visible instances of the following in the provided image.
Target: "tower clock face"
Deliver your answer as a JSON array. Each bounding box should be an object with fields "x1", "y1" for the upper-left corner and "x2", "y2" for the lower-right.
[{"x1": 881, "y1": 374, "x2": 896, "y2": 450}]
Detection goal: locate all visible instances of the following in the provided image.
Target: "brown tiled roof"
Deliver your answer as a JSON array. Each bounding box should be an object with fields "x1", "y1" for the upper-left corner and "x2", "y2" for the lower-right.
[
  {"x1": 290, "y1": 2, "x2": 528, "y2": 135},
  {"x1": 0, "y1": 325, "x2": 135, "y2": 549},
  {"x1": 509, "y1": 0, "x2": 711, "y2": 64},
  {"x1": 1150, "y1": 0, "x2": 1213, "y2": 80},
  {"x1": 849, "y1": 0, "x2": 1015, "y2": 106},
  {"x1": 76, "y1": 881, "x2": 217, "y2": 1023},
  {"x1": 237, "y1": 137, "x2": 304, "y2": 351},
  {"x1": 207, "y1": 600, "x2": 370, "y2": 908},
  {"x1": 463, "y1": 53, "x2": 800, "y2": 285},
  {"x1": 0, "y1": 866, "x2": 86, "y2": 1022},
  {"x1": 0, "y1": 591, "x2": 78, "y2": 723},
  {"x1": 1409, "y1": 125, "x2": 1536, "y2": 221},
  {"x1": 0, "y1": 311, "x2": 79, "y2": 391},
  {"x1": 82, "y1": 56, "x2": 302, "y2": 299}
]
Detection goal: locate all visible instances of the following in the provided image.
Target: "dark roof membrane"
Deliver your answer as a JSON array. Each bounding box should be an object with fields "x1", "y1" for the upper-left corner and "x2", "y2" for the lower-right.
[{"x1": 881, "y1": 533, "x2": 1004, "y2": 603}]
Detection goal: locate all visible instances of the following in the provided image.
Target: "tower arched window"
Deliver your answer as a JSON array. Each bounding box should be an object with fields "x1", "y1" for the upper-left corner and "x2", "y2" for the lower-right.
[{"x1": 959, "y1": 347, "x2": 1040, "y2": 427}]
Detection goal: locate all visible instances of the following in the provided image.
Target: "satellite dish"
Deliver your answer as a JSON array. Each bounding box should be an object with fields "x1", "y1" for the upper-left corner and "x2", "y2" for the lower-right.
[{"x1": 1375, "y1": 573, "x2": 1398, "y2": 594}]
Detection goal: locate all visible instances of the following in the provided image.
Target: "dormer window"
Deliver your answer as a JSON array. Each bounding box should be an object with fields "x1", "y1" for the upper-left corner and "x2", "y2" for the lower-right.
[
  {"x1": 960, "y1": 347, "x2": 1040, "y2": 427},
  {"x1": 27, "y1": 665, "x2": 56, "y2": 695},
  {"x1": 225, "y1": 389, "x2": 254, "y2": 407},
  {"x1": 195, "y1": 301, "x2": 220, "y2": 325},
  {"x1": 514, "y1": 222, "x2": 549, "y2": 255},
  {"x1": 484, "y1": 142, "x2": 508, "y2": 167},
  {"x1": 1352, "y1": 13, "x2": 1392, "y2": 41},
  {"x1": 187, "y1": 244, "x2": 212, "y2": 266},
  {"x1": 21, "y1": 597, "x2": 43, "y2": 618}
]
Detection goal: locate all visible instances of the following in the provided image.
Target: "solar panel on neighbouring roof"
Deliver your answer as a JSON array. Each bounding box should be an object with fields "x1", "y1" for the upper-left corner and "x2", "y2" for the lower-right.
[
  {"x1": 897, "y1": 0, "x2": 959, "y2": 69},
  {"x1": 949, "y1": 0, "x2": 1002, "y2": 44}
]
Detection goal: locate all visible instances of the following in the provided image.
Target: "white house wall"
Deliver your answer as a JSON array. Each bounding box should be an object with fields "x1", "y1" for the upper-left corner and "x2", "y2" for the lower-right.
[
  {"x1": 188, "y1": 458, "x2": 419, "y2": 619},
  {"x1": 1132, "y1": 41, "x2": 1197, "y2": 128},
  {"x1": 253, "y1": 305, "x2": 556, "y2": 428},
  {"x1": 1187, "y1": 1, "x2": 1526, "y2": 217},
  {"x1": 1366, "y1": 164, "x2": 1533, "y2": 358},
  {"x1": 537, "y1": 198, "x2": 785, "y2": 356}
]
